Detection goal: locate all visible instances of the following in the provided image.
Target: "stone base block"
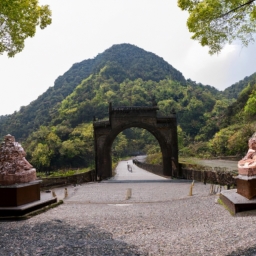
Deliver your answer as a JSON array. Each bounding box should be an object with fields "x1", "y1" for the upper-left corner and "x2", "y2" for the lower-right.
[
  {"x1": 0, "y1": 195, "x2": 57, "y2": 217},
  {"x1": 0, "y1": 180, "x2": 41, "y2": 207},
  {"x1": 236, "y1": 177, "x2": 256, "y2": 199},
  {"x1": 0, "y1": 168, "x2": 37, "y2": 185},
  {"x1": 220, "y1": 190, "x2": 256, "y2": 214}
]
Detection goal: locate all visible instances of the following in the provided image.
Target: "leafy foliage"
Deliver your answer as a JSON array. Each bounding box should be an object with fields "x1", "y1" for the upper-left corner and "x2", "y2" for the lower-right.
[
  {"x1": 222, "y1": 73, "x2": 256, "y2": 99},
  {"x1": 204, "y1": 74, "x2": 256, "y2": 158},
  {"x1": 244, "y1": 88, "x2": 256, "y2": 115},
  {"x1": 24, "y1": 123, "x2": 94, "y2": 171},
  {"x1": 208, "y1": 123, "x2": 256, "y2": 156},
  {"x1": 220, "y1": 82, "x2": 256, "y2": 127},
  {"x1": 178, "y1": 0, "x2": 256, "y2": 54},
  {"x1": 0, "y1": 0, "x2": 51, "y2": 57},
  {"x1": 56, "y1": 71, "x2": 223, "y2": 139}
]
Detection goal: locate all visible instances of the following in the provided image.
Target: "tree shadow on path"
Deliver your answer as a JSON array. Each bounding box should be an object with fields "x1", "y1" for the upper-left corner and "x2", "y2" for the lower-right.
[{"x1": 0, "y1": 219, "x2": 146, "y2": 255}]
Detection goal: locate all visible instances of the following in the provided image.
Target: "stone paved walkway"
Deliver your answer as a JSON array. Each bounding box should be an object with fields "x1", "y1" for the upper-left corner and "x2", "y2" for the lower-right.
[{"x1": 109, "y1": 159, "x2": 169, "y2": 182}]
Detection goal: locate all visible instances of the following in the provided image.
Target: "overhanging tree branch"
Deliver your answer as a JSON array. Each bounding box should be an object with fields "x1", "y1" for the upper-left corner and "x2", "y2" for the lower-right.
[{"x1": 219, "y1": 0, "x2": 255, "y2": 18}]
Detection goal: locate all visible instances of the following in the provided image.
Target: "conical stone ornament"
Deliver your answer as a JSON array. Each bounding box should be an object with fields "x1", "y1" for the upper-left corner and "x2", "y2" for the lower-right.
[{"x1": 0, "y1": 134, "x2": 36, "y2": 185}]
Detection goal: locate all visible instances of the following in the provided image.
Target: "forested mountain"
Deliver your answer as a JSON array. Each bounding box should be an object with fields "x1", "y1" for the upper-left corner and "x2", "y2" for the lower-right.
[
  {"x1": 222, "y1": 72, "x2": 256, "y2": 99},
  {"x1": 0, "y1": 59, "x2": 95, "y2": 140},
  {"x1": 24, "y1": 70, "x2": 226, "y2": 171},
  {"x1": 0, "y1": 43, "x2": 254, "y2": 170},
  {"x1": 207, "y1": 75, "x2": 256, "y2": 158},
  {"x1": 0, "y1": 44, "x2": 186, "y2": 140}
]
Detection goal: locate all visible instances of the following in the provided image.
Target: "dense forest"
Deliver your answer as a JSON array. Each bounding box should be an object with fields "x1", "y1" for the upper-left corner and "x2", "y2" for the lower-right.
[{"x1": 0, "y1": 43, "x2": 255, "y2": 171}]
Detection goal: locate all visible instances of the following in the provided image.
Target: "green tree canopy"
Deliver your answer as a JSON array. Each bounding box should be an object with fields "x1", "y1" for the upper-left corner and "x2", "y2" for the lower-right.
[
  {"x1": 0, "y1": 0, "x2": 51, "y2": 57},
  {"x1": 178, "y1": 0, "x2": 256, "y2": 54}
]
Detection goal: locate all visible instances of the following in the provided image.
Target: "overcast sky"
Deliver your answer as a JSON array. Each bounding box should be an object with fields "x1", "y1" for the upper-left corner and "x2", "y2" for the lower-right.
[{"x1": 1, "y1": 0, "x2": 256, "y2": 116}]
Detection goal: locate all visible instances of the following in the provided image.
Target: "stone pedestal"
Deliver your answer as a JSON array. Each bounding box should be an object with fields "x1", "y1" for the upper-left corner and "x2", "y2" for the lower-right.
[
  {"x1": 219, "y1": 133, "x2": 256, "y2": 214},
  {"x1": 220, "y1": 173, "x2": 256, "y2": 214},
  {"x1": 220, "y1": 189, "x2": 256, "y2": 214},
  {"x1": 0, "y1": 180, "x2": 41, "y2": 207},
  {"x1": 236, "y1": 175, "x2": 256, "y2": 200},
  {"x1": 0, "y1": 135, "x2": 59, "y2": 217}
]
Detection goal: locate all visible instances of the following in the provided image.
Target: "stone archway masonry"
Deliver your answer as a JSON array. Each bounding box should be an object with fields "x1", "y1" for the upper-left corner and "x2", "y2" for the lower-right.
[{"x1": 93, "y1": 103, "x2": 180, "y2": 180}]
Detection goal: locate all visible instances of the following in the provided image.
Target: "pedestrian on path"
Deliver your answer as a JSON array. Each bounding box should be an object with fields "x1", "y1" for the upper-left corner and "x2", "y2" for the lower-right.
[{"x1": 127, "y1": 163, "x2": 132, "y2": 172}]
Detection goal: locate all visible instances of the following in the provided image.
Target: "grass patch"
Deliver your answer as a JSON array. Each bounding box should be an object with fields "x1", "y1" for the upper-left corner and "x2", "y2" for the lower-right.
[
  {"x1": 145, "y1": 155, "x2": 202, "y2": 166},
  {"x1": 37, "y1": 168, "x2": 91, "y2": 178},
  {"x1": 179, "y1": 157, "x2": 200, "y2": 165}
]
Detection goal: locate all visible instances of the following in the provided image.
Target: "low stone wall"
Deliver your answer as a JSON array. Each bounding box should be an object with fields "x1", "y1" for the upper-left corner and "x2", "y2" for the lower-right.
[
  {"x1": 181, "y1": 164, "x2": 237, "y2": 187},
  {"x1": 39, "y1": 170, "x2": 95, "y2": 189},
  {"x1": 133, "y1": 160, "x2": 164, "y2": 177},
  {"x1": 134, "y1": 160, "x2": 237, "y2": 187}
]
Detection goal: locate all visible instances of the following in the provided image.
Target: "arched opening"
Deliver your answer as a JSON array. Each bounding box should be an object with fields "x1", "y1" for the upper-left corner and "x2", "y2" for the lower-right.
[
  {"x1": 111, "y1": 127, "x2": 162, "y2": 176},
  {"x1": 93, "y1": 104, "x2": 179, "y2": 180},
  {"x1": 112, "y1": 127, "x2": 161, "y2": 160}
]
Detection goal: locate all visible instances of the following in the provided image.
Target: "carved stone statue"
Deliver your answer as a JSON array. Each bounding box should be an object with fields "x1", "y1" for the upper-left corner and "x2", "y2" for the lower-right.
[
  {"x1": 238, "y1": 132, "x2": 256, "y2": 176},
  {"x1": 0, "y1": 134, "x2": 36, "y2": 185}
]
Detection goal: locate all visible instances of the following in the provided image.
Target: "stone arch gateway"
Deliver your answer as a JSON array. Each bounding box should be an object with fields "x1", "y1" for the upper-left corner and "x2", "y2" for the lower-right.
[{"x1": 93, "y1": 103, "x2": 180, "y2": 180}]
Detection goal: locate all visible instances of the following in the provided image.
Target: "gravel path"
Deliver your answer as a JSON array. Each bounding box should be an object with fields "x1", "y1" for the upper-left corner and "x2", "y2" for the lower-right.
[{"x1": 1, "y1": 162, "x2": 256, "y2": 255}]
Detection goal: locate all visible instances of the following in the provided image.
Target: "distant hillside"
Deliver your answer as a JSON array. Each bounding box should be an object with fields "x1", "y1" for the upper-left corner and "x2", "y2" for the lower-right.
[
  {"x1": 185, "y1": 71, "x2": 256, "y2": 159},
  {"x1": 0, "y1": 58, "x2": 95, "y2": 140},
  {"x1": 0, "y1": 43, "x2": 187, "y2": 140},
  {"x1": 23, "y1": 70, "x2": 226, "y2": 171},
  {"x1": 91, "y1": 43, "x2": 186, "y2": 83},
  {"x1": 54, "y1": 71, "x2": 222, "y2": 137},
  {"x1": 222, "y1": 72, "x2": 256, "y2": 99},
  {"x1": 220, "y1": 83, "x2": 256, "y2": 127}
]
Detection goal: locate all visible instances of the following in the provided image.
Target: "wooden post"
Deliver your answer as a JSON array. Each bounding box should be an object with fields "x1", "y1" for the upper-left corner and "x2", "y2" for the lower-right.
[
  {"x1": 188, "y1": 180, "x2": 194, "y2": 196},
  {"x1": 126, "y1": 188, "x2": 132, "y2": 200}
]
